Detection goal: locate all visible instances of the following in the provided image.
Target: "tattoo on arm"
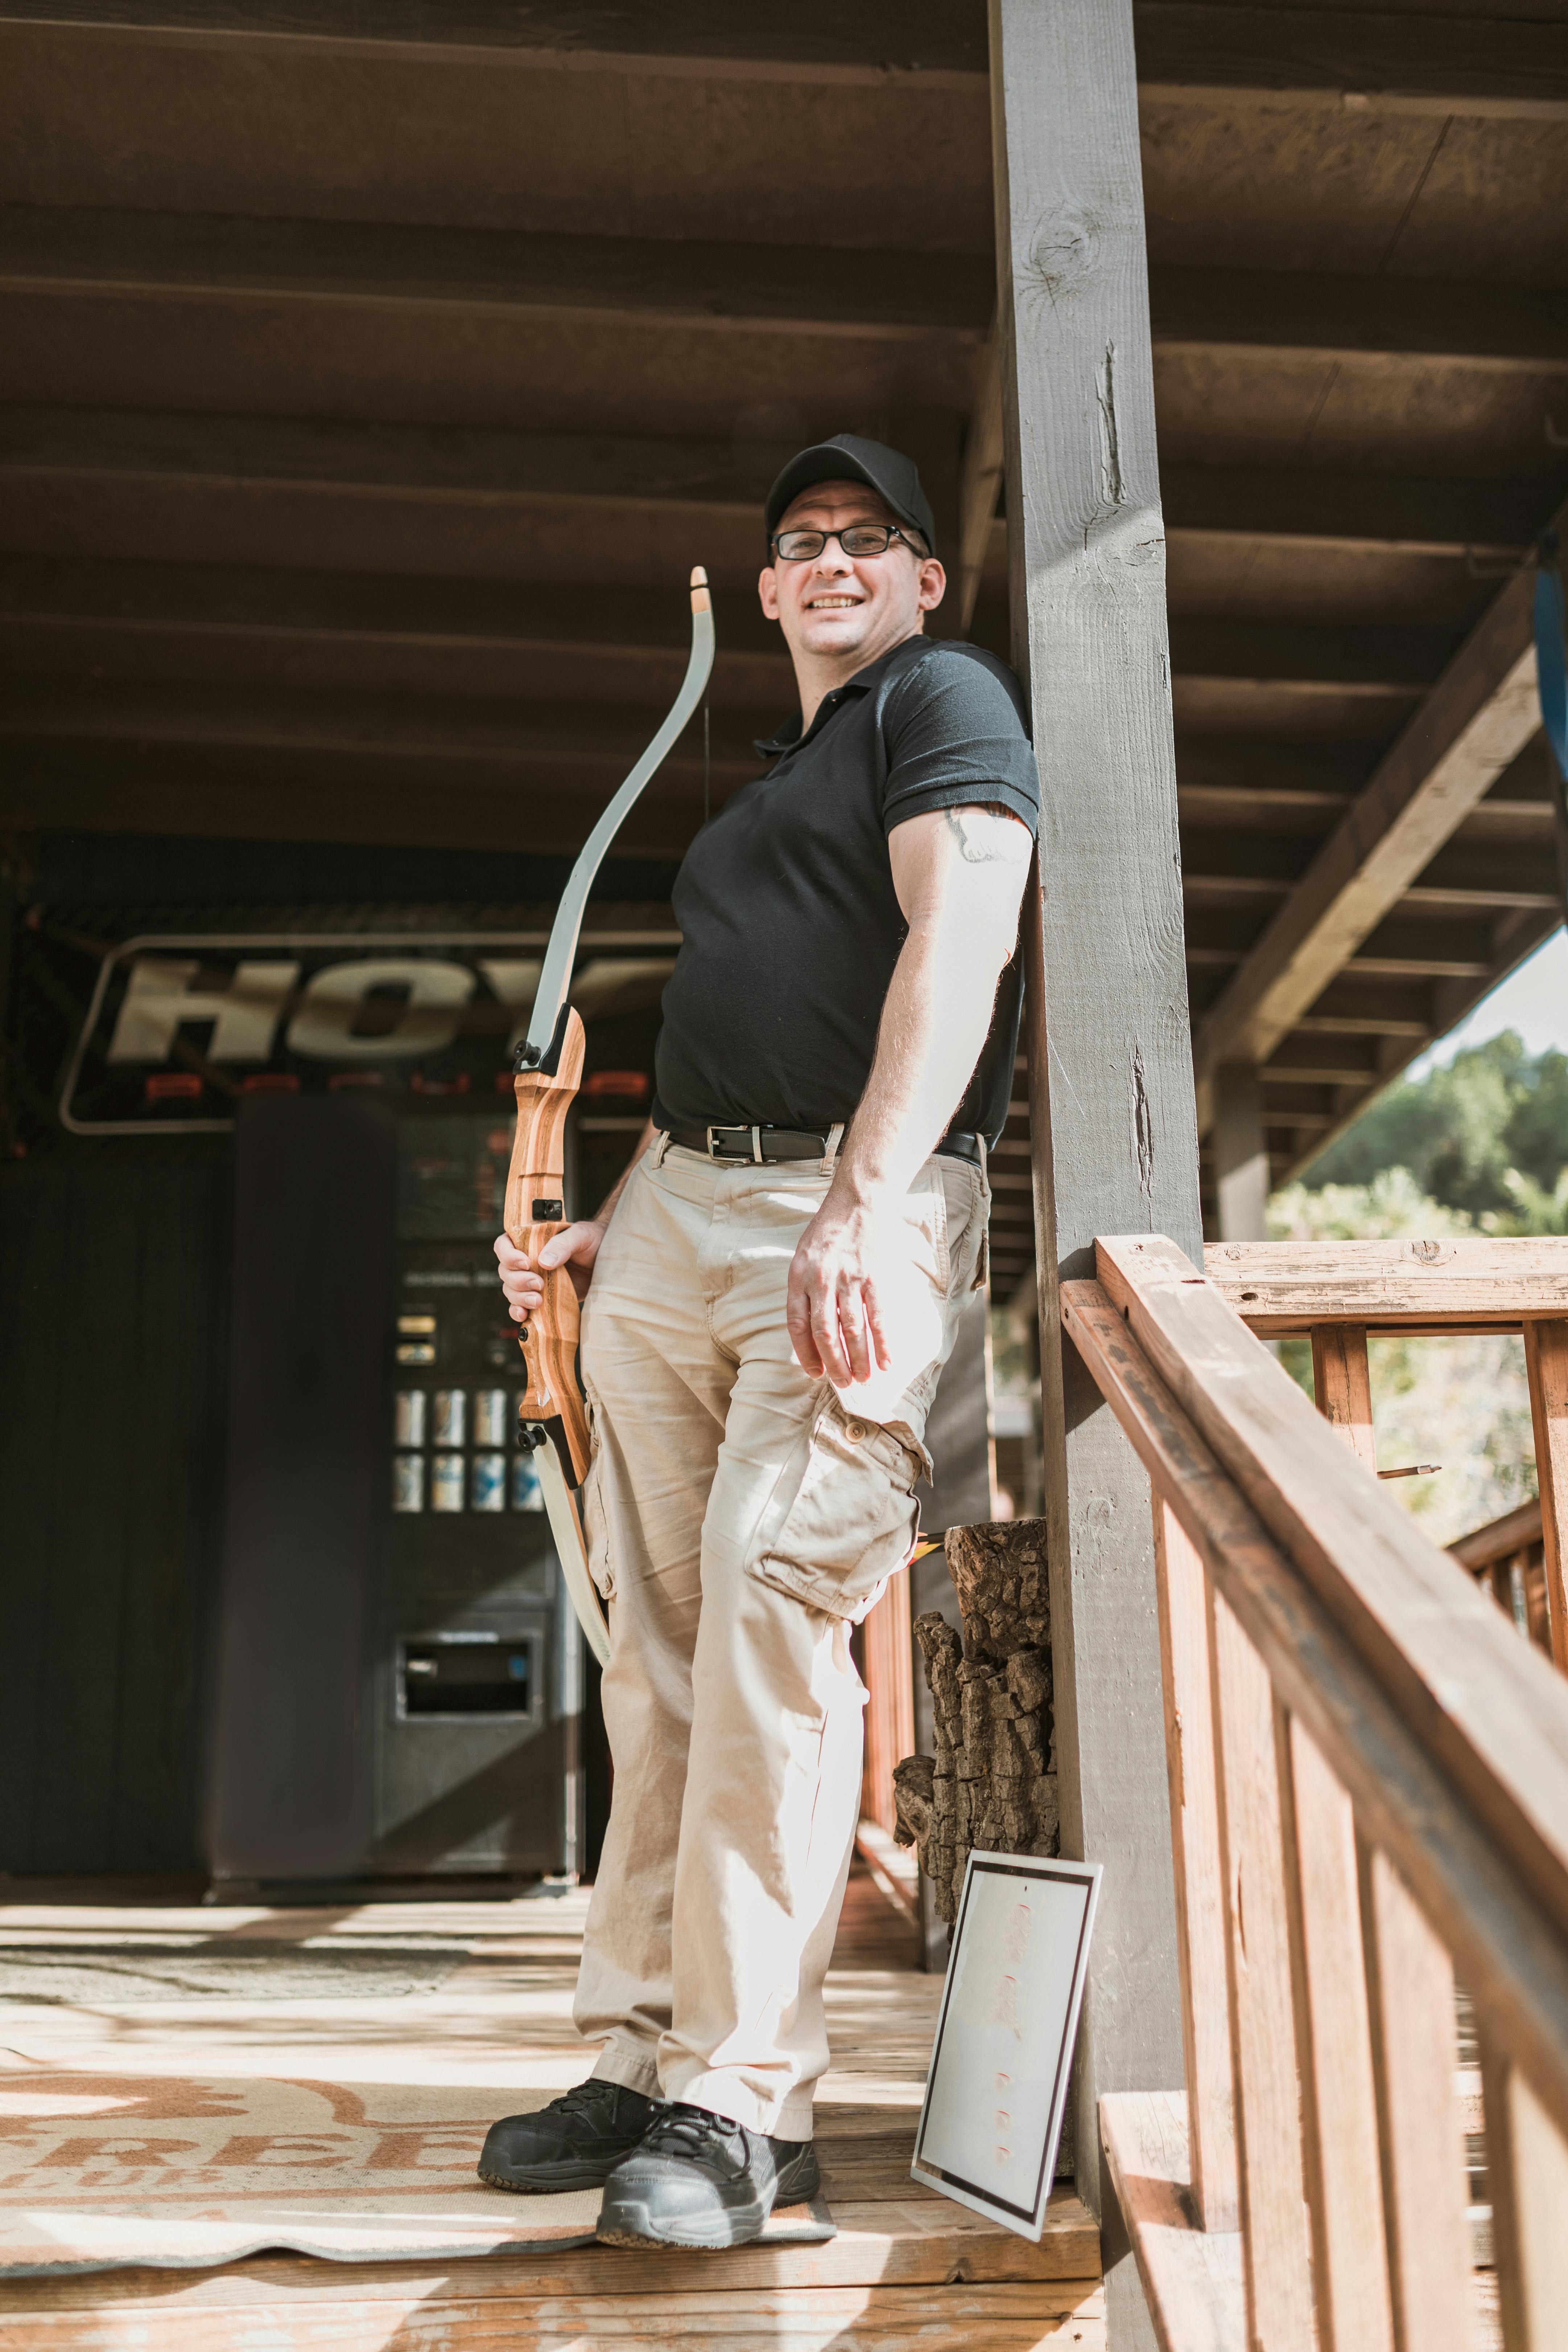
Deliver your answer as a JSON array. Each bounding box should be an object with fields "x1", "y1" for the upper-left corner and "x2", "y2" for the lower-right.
[{"x1": 943, "y1": 804, "x2": 1033, "y2": 866}]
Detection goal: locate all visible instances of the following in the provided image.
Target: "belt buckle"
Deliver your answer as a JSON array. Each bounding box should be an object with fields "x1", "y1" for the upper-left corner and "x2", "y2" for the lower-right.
[{"x1": 706, "y1": 1125, "x2": 764, "y2": 1163}]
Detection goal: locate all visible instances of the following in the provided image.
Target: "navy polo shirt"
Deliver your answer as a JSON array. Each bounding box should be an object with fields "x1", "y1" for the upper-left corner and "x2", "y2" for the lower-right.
[{"x1": 651, "y1": 634, "x2": 1040, "y2": 1146}]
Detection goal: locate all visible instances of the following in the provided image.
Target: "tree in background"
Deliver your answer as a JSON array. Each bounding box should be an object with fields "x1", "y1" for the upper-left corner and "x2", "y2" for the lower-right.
[
  {"x1": 1303, "y1": 1032, "x2": 1568, "y2": 1226},
  {"x1": 1268, "y1": 1171, "x2": 1538, "y2": 1545}
]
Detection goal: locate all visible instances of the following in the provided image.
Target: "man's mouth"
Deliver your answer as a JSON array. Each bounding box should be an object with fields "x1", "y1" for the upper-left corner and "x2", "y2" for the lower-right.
[{"x1": 806, "y1": 595, "x2": 863, "y2": 611}]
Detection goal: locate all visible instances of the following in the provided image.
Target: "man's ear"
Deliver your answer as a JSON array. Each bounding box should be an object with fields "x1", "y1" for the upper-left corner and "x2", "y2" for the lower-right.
[
  {"x1": 758, "y1": 565, "x2": 781, "y2": 620},
  {"x1": 917, "y1": 558, "x2": 947, "y2": 612}
]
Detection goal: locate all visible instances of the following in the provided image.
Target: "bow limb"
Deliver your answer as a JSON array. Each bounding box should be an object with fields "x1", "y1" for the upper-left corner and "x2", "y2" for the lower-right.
[{"x1": 504, "y1": 568, "x2": 714, "y2": 1663}]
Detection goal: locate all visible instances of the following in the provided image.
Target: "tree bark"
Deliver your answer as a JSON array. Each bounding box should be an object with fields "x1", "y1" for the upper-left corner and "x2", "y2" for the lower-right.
[{"x1": 894, "y1": 1517, "x2": 1057, "y2": 1927}]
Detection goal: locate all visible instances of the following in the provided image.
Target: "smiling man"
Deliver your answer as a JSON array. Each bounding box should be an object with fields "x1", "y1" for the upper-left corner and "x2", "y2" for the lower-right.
[{"x1": 481, "y1": 434, "x2": 1040, "y2": 2248}]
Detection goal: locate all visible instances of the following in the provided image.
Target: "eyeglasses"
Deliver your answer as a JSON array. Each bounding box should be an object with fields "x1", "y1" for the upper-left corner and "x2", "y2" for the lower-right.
[{"x1": 771, "y1": 524, "x2": 927, "y2": 561}]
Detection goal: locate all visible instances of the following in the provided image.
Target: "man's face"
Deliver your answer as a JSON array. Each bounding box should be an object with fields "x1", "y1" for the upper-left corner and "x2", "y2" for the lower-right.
[{"x1": 758, "y1": 482, "x2": 945, "y2": 667}]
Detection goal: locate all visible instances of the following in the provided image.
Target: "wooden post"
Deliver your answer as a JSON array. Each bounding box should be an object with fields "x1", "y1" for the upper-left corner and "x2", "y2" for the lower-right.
[
  {"x1": 1213, "y1": 1066, "x2": 1270, "y2": 1244},
  {"x1": 1311, "y1": 1324, "x2": 1378, "y2": 1474},
  {"x1": 1523, "y1": 1319, "x2": 1568, "y2": 1670},
  {"x1": 991, "y1": 0, "x2": 1202, "y2": 2331}
]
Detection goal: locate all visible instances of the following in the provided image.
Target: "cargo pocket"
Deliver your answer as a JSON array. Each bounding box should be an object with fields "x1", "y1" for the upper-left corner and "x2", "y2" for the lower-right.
[{"x1": 748, "y1": 1396, "x2": 933, "y2": 1624}]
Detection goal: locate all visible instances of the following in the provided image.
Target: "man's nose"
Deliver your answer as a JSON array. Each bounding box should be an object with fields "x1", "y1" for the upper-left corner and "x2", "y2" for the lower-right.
[{"x1": 812, "y1": 539, "x2": 855, "y2": 578}]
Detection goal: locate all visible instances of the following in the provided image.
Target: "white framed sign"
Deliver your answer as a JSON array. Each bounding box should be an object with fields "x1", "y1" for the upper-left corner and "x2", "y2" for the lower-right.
[{"x1": 912, "y1": 1850, "x2": 1101, "y2": 2240}]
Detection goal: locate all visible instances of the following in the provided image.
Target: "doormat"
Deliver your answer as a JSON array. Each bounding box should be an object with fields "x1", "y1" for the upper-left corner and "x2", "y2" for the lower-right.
[
  {"x1": 0, "y1": 1940, "x2": 463, "y2": 2005},
  {"x1": 0, "y1": 2071, "x2": 837, "y2": 2274}
]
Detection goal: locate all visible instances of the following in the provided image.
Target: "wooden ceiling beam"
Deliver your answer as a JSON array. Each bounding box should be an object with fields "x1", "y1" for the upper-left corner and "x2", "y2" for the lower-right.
[
  {"x1": 0, "y1": 557, "x2": 1456, "y2": 712},
  {"x1": 0, "y1": 404, "x2": 777, "y2": 506},
  {"x1": 6, "y1": 212, "x2": 1562, "y2": 375},
  {"x1": 2, "y1": 3, "x2": 1561, "y2": 119},
  {"x1": 1192, "y1": 489, "x2": 1568, "y2": 1119},
  {"x1": 0, "y1": 553, "x2": 791, "y2": 667},
  {"x1": 1150, "y1": 265, "x2": 1568, "y2": 373},
  {"x1": 1133, "y1": 4, "x2": 1568, "y2": 120},
  {"x1": 8, "y1": 410, "x2": 1555, "y2": 571},
  {"x1": 0, "y1": 206, "x2": 990, "y2": 336},
  {"x1": 0, "y1": 732, "x2": 726, "y2": 857},
  {"x1": 0, "y1": 678, "x2": 774, "y2": 774},
  {"x1": 1168, "y1": 616, "x2": 1451, "y2": 689},
  {"x1": 0, "y1": 0, "x2": 990, "y2": 77},
  {"x1": 1160, "y1": 464, "x2": 1558, "y2": 557}
]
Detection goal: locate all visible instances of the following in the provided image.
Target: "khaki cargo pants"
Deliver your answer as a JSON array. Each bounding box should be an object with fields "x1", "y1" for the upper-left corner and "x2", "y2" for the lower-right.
[{"x1": 572, "y1": 1134, "x2": 989, "y2": 2140}]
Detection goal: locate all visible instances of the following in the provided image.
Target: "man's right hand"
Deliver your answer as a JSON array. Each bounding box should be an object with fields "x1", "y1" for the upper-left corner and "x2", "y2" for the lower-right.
[{"x1": 494, "y1": 1222, "x2": 606, "y2": 1319}]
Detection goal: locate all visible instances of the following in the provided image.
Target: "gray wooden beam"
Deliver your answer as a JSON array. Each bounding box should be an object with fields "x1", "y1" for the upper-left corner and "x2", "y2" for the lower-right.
[
  {"x1": 1192, "y1": 490, "x2": 1568, "y2": 1118},
  {"x1": 991, "y1": 2, "x2": 1198, "y2": 2339},
  {"x1": 1212, "y1": 1066, "x2": 1270, "y2": 1241}
]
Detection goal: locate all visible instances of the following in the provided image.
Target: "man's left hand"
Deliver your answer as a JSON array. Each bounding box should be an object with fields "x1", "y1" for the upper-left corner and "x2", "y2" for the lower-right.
[{"x1": 787, "y1": 1194, "x2": 898, "y2": 1387}]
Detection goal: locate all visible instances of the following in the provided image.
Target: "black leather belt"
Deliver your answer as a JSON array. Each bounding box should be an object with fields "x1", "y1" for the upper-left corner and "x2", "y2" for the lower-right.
[{"x1": 668, "y1": 1123, "x2": 982, "y2": 1169}]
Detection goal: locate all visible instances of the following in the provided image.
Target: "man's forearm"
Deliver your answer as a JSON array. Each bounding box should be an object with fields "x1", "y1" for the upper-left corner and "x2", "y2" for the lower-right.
[{"x1": 830, "y1": 915, "x2": 1003, "y2": 1205}]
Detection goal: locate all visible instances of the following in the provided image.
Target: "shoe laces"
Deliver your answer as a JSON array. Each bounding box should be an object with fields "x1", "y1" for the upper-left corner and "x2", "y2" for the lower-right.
[
  {"x1": 640, "y1": 2101, "x2": 741, "y2": 2161},
  {"x1": 547, "y1": 2079, "x2": 624, "y2": 2123}
]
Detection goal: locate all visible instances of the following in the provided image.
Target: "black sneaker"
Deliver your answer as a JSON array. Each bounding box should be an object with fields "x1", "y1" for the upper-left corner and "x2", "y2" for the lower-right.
[
  {"x1": 477, "y1": 2078, "x2": 658, "y2": 2194},
  {"x1": 595, "y1": 2101, "x2": 820, "y2": 2249}
]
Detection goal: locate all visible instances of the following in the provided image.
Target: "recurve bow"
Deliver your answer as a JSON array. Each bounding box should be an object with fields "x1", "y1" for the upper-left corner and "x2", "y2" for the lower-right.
[{"x1": 504, "y1": 566, "x2": 715, "y2": 1664}]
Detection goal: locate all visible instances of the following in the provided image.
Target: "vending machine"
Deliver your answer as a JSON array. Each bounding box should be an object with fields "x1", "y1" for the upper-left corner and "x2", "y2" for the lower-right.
[
  {"x1": 374, "y1": 1109, "x2": 581, "y2": 1879},
  {"x1": 185, "y1": 925, "x2": 671, "y2": 1893}
]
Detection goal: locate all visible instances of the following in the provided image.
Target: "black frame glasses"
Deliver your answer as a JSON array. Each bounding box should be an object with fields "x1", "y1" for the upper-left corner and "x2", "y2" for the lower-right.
[{"x1": 770, "y1": 524, "x2": 927, "y2": 561}]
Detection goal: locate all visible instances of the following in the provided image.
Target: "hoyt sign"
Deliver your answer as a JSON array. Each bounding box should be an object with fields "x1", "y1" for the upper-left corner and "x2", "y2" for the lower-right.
[{"x1": 62, "y1": 933, "x2": 676, "y2": 1135}]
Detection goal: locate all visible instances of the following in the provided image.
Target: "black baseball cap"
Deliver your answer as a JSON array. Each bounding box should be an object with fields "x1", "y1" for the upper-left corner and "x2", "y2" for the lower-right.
[{"x1": 764, "y1": 434, "x2": 937, "y2": 557}]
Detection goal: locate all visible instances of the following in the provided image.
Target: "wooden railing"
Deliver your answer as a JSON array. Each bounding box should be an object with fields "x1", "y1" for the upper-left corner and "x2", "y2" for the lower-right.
[
  {"x1": 1452, "y1": 1502, "x2": 1550, "y2": 1654},
  {"x1": 1205, "y1": 1234, "x2": 1568, "y2": 1671},
  {"x1": 1062, "y1": 1234, "x2": 1568, "y2": 2352}
]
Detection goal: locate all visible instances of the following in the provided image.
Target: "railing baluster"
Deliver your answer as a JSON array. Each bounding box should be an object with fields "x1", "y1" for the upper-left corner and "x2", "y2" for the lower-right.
[
  {"x1": 1208, "y1": 1586, "x2": 1315, "y2": 2349},
  {"x1": 1311, "y1": 1321, "x2": 1377, "y2": 1473},
  {"x1": 1276, "y1": 1708, "x2": 1395, "y2": 2352},
  {"x1": 1152, "y1": 1497, "x2": 1238, "y2": 2232},
  {"x1": 1358, "y1": 1844, "x2": 1474, "y2": 2352},
  {"x1": 1523, "y1": 1319, "x2": 1568, "y2": 1672},
  {"x1": 1480, "y1": 2033, "x2": 1568, "y2": 2349}
]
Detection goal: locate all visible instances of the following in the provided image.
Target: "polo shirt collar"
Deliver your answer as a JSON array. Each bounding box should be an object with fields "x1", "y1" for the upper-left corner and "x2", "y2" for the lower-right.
[{"x1": 751, "y1": 637, "x2": 917, "y2": 759}]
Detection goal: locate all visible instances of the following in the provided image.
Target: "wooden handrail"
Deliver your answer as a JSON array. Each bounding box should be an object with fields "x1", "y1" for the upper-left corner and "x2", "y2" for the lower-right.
[
  {"x1": 1064, "y1": 1237, "x2": 1568, "y2": 2352},
  {"x1": 1204, "y1": 1234, "x2": 1568, "y2": 1332}
]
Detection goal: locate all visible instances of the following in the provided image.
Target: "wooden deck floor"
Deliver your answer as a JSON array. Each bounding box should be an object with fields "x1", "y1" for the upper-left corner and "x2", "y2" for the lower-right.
[{"x1": 0, "y1": 1865, "x2": 1102, "y2": 2348}]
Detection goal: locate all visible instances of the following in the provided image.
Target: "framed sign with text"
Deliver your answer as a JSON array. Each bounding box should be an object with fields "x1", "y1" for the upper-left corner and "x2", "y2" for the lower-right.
[{"x1": 58, "y1": 931, "x2": 677, "y2": 1135}]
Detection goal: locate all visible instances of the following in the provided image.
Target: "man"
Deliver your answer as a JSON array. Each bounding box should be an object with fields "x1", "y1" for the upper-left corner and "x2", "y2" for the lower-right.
[{"x1": 480, "y1": 434, "x2": 1039, "y2": 2249}]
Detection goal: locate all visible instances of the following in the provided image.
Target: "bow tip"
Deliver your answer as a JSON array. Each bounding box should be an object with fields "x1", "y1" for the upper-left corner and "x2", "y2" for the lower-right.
[{"x1": 690, "y1": 564, "x2": 711, "y2": 613}]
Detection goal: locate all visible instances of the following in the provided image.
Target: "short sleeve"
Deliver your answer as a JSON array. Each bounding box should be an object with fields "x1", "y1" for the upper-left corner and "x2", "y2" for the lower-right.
[{"x1": 880, "y1": 644, "x2": 1040, "y2": 838}]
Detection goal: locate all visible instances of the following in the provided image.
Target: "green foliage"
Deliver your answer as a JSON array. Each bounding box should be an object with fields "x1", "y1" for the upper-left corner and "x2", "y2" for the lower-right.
[{"x1": 1302, "y1": 1032, "x2": 1568, "y2": 1224}]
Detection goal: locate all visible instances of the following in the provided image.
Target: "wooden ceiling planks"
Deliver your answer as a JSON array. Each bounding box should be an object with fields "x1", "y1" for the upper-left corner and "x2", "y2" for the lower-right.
[{"x1": 0, "y1": 0, "x2": 1564, "y2": 1224}]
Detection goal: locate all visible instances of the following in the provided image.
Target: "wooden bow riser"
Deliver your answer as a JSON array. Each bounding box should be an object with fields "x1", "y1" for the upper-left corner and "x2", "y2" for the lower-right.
[{"x1": 504, "y1": 1006, "x2": 590, "y2": 1484}]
